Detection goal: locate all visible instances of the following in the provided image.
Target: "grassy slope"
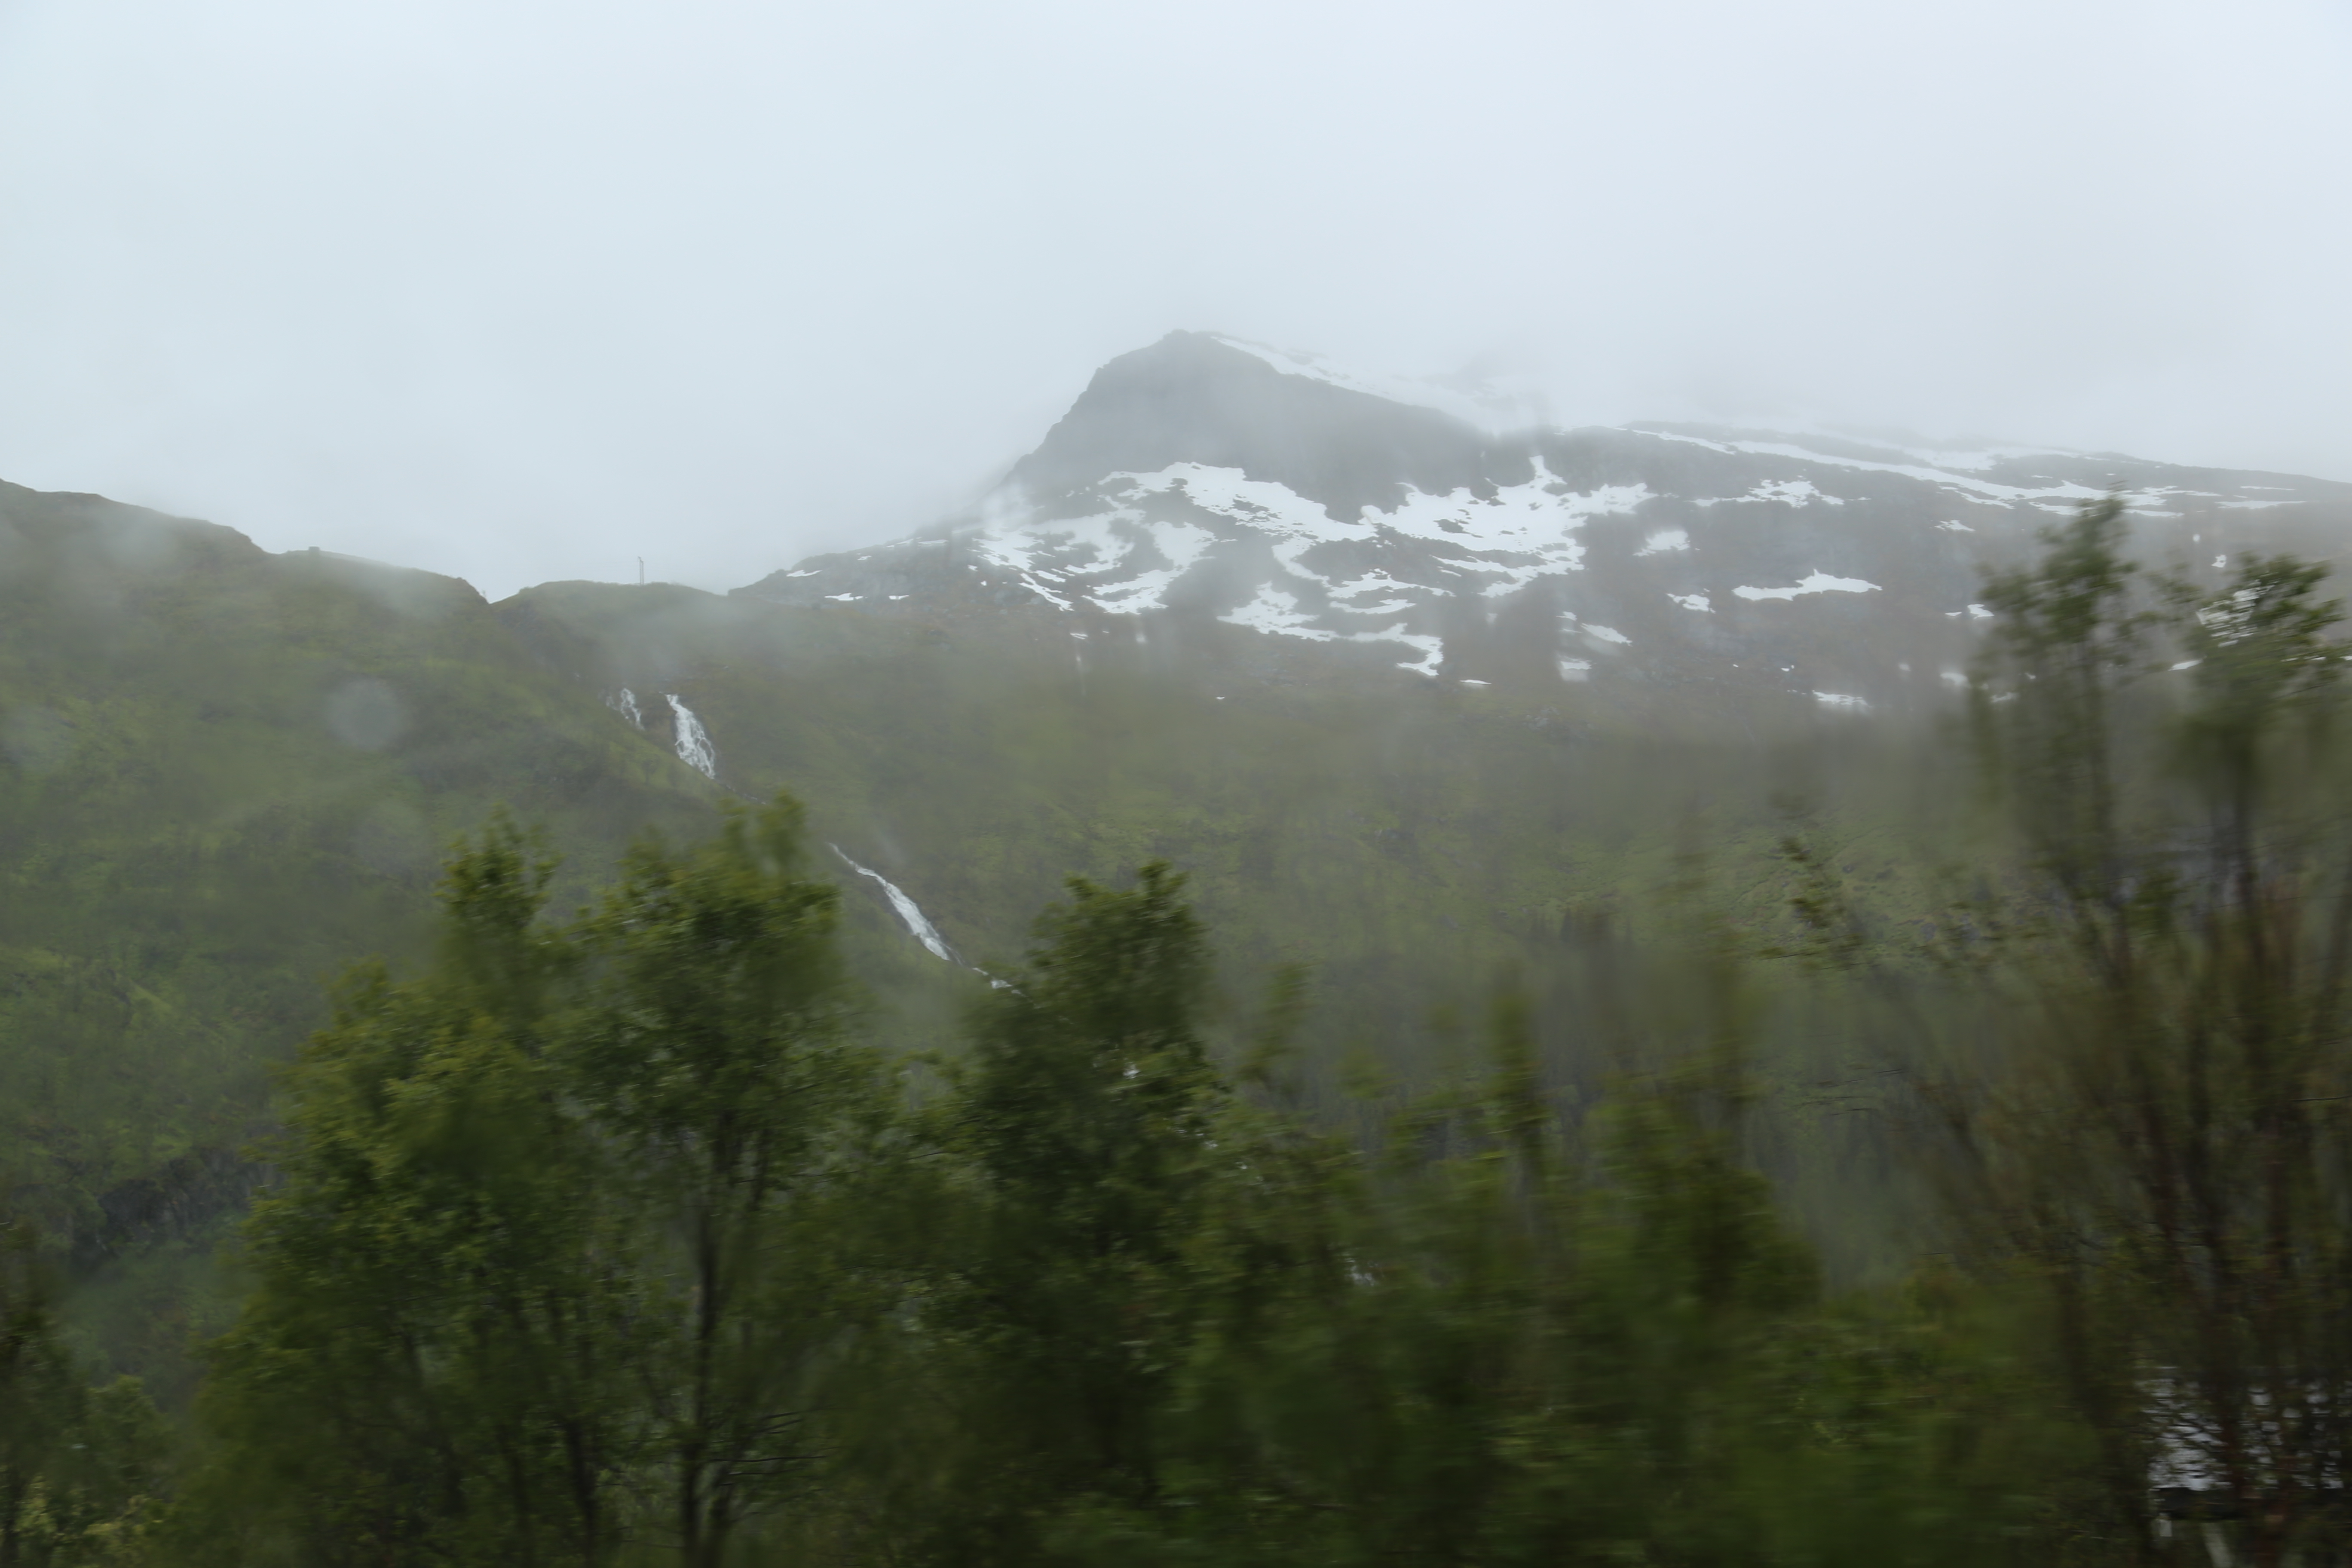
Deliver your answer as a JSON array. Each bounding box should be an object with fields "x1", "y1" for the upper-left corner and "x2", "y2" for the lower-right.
[
  {"x1": 0, "y1": 484, "x2": 1983, "y2": 1390},
  {"x1": 496, "y1": 581, "x2": 1987, "y2": 1286},
  {"x1": 0, "y1": 485, "x2": 721, "y2": 1253},
  {"x1": 497, "y1": 584, "x2": 1970, "y2": 1060}
]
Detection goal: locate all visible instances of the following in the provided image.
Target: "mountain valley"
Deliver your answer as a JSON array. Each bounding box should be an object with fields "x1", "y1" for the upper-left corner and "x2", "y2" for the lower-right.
[{"x1": 7, "y1": 330, "x2": 2351, "y2": 1389}]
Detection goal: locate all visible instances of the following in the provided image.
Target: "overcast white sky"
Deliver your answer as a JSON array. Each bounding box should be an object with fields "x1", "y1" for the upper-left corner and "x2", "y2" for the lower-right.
[{"x1": 1, "y1": 0, "x2": 2346, "y2": 599}]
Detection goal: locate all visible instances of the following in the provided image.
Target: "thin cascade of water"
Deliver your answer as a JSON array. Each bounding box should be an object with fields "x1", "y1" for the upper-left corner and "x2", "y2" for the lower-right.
[
  {"x1": 830, "y1": 845, "x2": 957, "y2": 963},
  {"x1": 605, "y1": 687, "x2": 644, "y2": 728},
  {"x1": 664, "y1": 694, "x2": 717, "y2": 779}
]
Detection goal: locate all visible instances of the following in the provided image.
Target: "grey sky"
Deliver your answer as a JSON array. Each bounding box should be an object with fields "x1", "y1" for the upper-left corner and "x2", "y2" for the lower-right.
[{"x1": 2, "y1": 0, "x2": 2346, "y2": 600}]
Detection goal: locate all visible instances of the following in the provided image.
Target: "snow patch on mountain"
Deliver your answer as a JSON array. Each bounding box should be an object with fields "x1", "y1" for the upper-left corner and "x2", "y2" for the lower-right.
[
  {"x1": 961, "y1": 459, "x2": 1647, "y2": 674},
  {"x1": 1733, "y1": 573, "x2": 1881, "y2": 602},
  {"x1": 735, "y1": 334, "x2": 2352, "y2": 712},
  {"x1": 1645, "y1": 430, "x2": 2106, "y2": 511},
  {"x1": 1217, "y1": 584, "x2": 1446, "y2": 677},
  {"x1": 1696, "y1": 478, "x2": 1844, "y2": 508}
]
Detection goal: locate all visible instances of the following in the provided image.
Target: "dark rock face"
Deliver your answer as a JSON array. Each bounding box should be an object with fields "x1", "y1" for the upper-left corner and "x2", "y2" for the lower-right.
[
  {"x1": 73, "y1": 1147, "x2": 271, "y2": 1269},
  {"x1": 1006, "y1": 331, "x2": 1504, "y2": 519}
]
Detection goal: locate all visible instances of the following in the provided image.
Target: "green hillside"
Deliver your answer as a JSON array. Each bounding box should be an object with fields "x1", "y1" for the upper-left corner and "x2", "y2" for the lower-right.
[
  {"x1": 499, "y1": 579, "x2": 1956, "y2": 1040},
  {"x1": 0, "y1": 480, "x2": 1974, "y2": 1396},
  {"x1": 0, "y1": 484, "x2": 724, "y2": 1259}
]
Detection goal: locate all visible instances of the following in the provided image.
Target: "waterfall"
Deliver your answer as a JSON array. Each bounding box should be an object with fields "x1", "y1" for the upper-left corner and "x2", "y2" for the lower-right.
[
  {"x1": 605, "y1": 687, "x2": 644, "y2": 728},
  {"x1": 830, "y1": 846, "x2": 957, "y2": 963},
  {"x1": 664, "y1": 694, "x2": 717, "y2": 779}
]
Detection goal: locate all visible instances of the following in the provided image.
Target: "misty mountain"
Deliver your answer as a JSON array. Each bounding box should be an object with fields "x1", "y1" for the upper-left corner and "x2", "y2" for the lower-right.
[
  {"x1": 8, "y1": 332, "x2": 2352, "y2": 1392},
  {"x1": 743, "y1": 330, "x2": 2352, "y2": 705}
]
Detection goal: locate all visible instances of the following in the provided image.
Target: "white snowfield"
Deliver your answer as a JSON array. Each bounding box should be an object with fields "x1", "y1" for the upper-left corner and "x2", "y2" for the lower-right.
[
  {"x1": 1637, "y1": 430, "x2": 2309, "y2": 520},
  {"x1": 1645, "y1": 430, "x2": 2110, "y2": 512},
  {"x1": 962, "y1": 460, "x2": 1651, "y2": 675},
  {"x1": 1693, "y1": 479, "x2": 1844, "y2": 508},
  {"x1": 1733, "y1": 573, "x2": 1880, "y2": 602},
  {"x1": 1181, "y1": 349, "x2": 2323, "y2": 527}
]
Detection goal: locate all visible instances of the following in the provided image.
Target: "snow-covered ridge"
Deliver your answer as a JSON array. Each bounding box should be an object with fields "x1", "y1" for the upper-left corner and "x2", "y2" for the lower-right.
[
  {"x1": 1643, "y1": 429, "x2": 2108, "y2": 511},
  {"x1": 738, "y1": 330, "x2": 2352, "y2": 715},
  {"x1": 1635, "y1": 429, "x2": 2312, "y2": 519}
]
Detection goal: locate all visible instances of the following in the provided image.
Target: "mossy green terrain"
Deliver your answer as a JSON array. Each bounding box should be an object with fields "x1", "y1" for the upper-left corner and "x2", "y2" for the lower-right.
[
  {"x1": 499, "y1": 582, "x2": 1902, "y2": 1021},
  {"x1": 0, "y1": 481, "x2": 1970, "y2": 1387},
  {"x1": 0, "y1": 486, "x2": 716, "y2": 1277}
]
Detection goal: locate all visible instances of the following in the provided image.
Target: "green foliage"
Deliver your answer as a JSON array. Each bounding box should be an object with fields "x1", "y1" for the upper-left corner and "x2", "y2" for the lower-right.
[
  {"x1": 32, "y1": 485, "x2": 2352, "y2": 1564},
  {"x1": 0, "y1": 487, "x2": 717, "y2": 1397},
  {"x1": 182, "y1": 817, "x2": 631, "y2": 1565},
  {"x1": 178, "y1": 799, "x2": 886, "y2": 1566},
  {"x1": 1880, "y1": 503, "x2": 2352, "y2": 1566},
  {"x1": 0, "y1": 1220, "x2": 166, "y2": 1565},
  {"x1": 913, "y1": 864, "x2": 1223, "y2": 1560},
  {"x1": 0, "y1": 484, "x2": 1961, "y2": 1398},
  {"x1": 574, "y1": 799, "x2": 878, "y2": 1566},
  {"x1": 818, "y1": 870, "x2": 2064, "y2": 1568}
]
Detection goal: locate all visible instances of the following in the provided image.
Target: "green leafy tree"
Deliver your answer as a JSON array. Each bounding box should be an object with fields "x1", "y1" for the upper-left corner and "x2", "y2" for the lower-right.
[
  {"x1": 915, "y1": 861, "x2": 1222, "y2": 1562},
  {"x1": 184, "y1": 815, "x2": 633, "y2": 1566},
  {"x1": 1932, "y1": 512, "x2": 2352, "y2": 1566},
  {"x1": 572, "y1": 796, "x2": 879, "y2": 1567},
  {"x1": 1039, "y1": 975, "x2": 2041, "y2": 1568},
  {"x1": 0, "y1": 1200, "x2": 168, "y2": 1567}
]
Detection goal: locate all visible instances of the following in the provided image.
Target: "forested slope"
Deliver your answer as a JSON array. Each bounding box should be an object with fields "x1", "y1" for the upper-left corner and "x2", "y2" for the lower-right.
[
  {"x1": 0, "y1": 475, "x2": 1966, "y2": 1395},
  {"x1": 0, "y1": 484, "x2": 717, "y2": 1318},
  {"x1": 497, "y1": 575, "x2": 1968, "y2": 1061}
]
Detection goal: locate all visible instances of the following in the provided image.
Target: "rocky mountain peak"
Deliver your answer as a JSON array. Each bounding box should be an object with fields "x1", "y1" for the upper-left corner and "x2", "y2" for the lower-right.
[
  {"x1": 739, "y1": 334, "x2": 2352, "y2": 704},
  {"x1": 1006, "y1": 331, "x2": 1502, "y2": 520}
]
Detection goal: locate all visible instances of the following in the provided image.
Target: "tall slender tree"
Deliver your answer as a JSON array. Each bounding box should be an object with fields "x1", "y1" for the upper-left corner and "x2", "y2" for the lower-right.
[
  {"x1": 573, "y1": 796, "x2": 877, "y2": 1567},
  {"x1": 915, "y1": 862, "x2": 1221, "y2": 1562},
  {"x1": 1932, "y1": 505, "x2": 2352, "y2": 1566}
]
